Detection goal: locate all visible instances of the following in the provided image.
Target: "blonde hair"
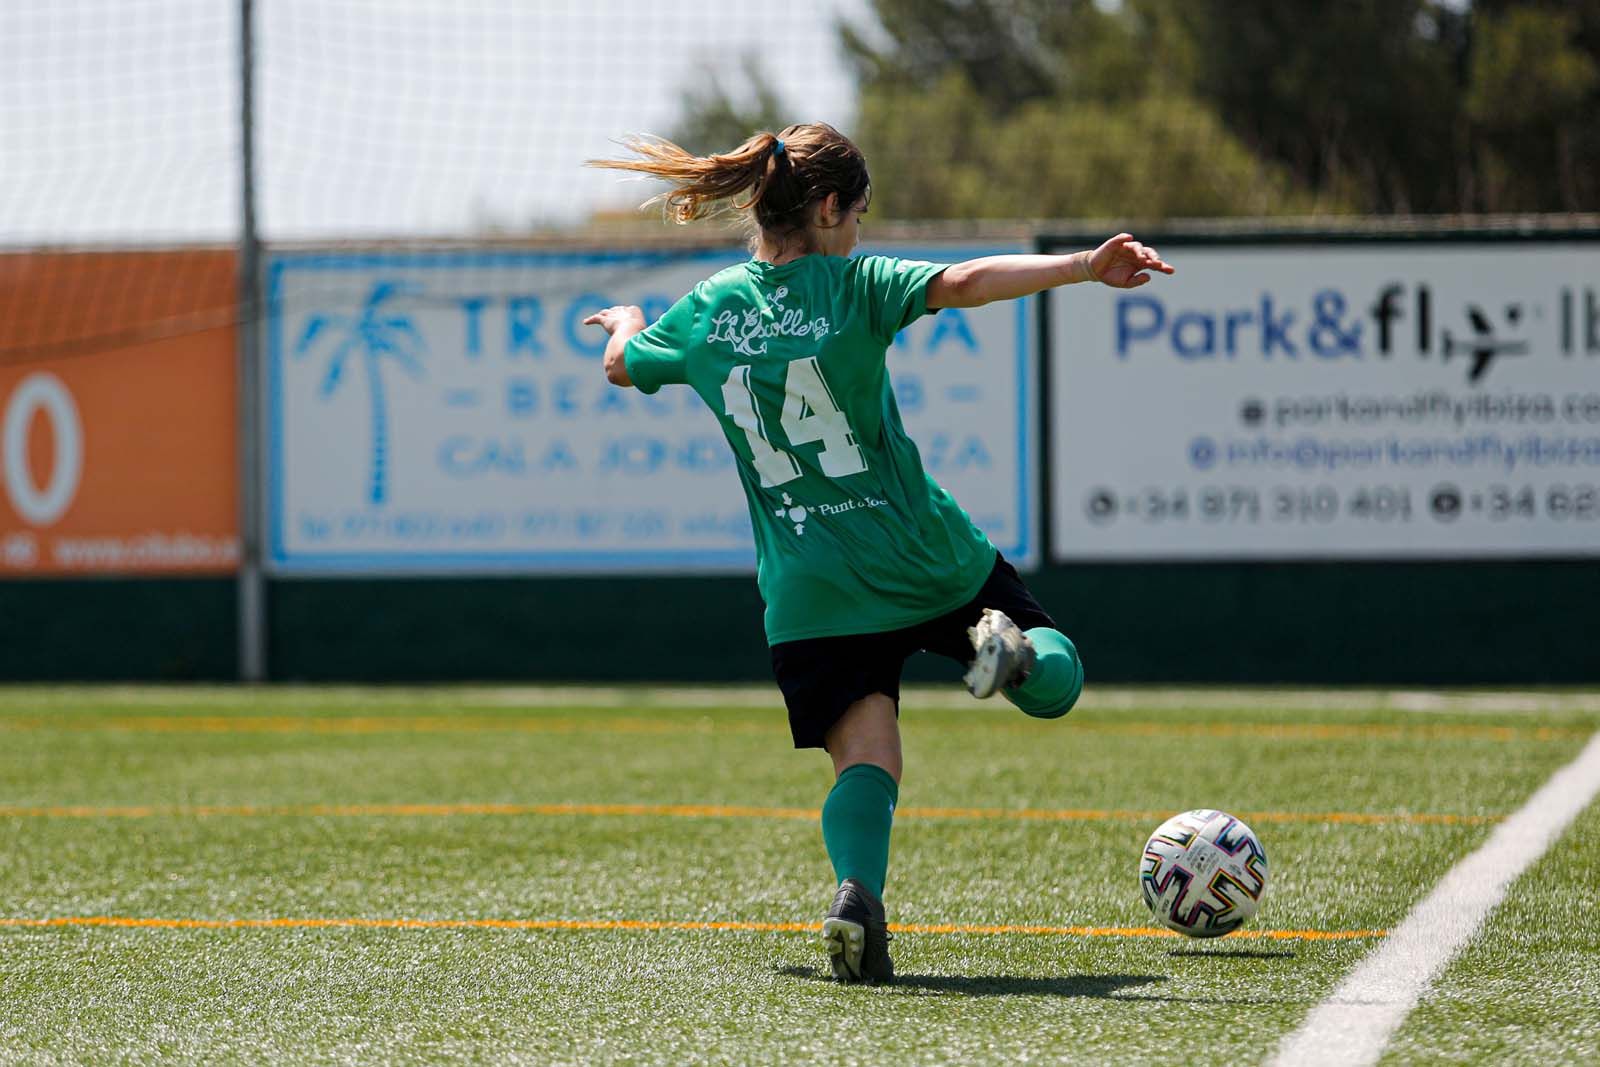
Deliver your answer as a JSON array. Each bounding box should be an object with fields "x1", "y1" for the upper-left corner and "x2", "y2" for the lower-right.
[{"x1": 588, "y1": 122, "x2": 871, "y2": 236}]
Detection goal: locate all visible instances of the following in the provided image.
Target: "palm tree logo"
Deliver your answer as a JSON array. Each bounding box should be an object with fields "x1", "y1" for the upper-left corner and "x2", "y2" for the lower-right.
[{"x1": 293, "y1": 281, "x2": 427, "y2": 506}]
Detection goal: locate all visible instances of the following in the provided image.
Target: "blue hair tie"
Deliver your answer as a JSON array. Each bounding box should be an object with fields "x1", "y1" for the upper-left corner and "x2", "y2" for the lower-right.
[{"x1": 773, "y1": 138, "x2": 786, "y2": 157}]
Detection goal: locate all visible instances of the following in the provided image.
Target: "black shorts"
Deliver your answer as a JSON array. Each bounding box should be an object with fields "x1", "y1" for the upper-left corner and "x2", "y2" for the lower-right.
[{"x1": 769, "y1": 553, "x2": 1056, "y2": 749}]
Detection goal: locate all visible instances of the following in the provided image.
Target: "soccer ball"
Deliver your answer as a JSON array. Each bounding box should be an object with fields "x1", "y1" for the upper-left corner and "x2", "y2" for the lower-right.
[{"x1": 1140, "y1": 809, "x2": 1269, "y2": 938}]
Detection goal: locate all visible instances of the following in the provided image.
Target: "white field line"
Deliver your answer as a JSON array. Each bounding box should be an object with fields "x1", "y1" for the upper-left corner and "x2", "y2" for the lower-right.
[{"x1": 1267, "y1": 730, "x2": 1600, "y2": 1067}]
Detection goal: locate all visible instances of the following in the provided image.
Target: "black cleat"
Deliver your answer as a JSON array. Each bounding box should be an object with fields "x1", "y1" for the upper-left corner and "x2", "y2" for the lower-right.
[{"x1": 821, "y1": 879, "x2": 894, "y2": 984}]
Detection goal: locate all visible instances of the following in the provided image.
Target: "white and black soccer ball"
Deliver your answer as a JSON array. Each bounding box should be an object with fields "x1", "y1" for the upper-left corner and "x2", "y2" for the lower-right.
[{"x1": 1140, "y1": 809, "x2": 1269, "y2": 938}]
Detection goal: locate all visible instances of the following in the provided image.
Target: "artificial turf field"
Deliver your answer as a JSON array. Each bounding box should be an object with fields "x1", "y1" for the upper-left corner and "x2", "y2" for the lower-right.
[{"x1": 1, "y1": 686, "x2": 1597, "y2": 1065}]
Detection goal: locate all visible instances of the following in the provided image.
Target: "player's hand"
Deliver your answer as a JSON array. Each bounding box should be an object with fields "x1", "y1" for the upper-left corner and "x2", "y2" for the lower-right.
[
  {"x1": 582, "y1": 305, "x2": 647, "y2": 335},
  {"x1": 1089, "y1": 233, "x2": 1175, "y2": 289}
]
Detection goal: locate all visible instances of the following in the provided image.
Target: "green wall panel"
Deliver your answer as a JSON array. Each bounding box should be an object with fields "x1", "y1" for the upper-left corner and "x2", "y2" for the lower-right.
[
  {"x1": 267, "y1": 575, "x2": 770, "y2": 683},
  {"x1": 258, "y1": 561, "x2": 1597, "y2": 685},
  {"x1": 0, "y1": 564, "x2": 1592, "y2": 686},
  {"x1": 0, "y1": 578, "x2": 235, "y2": 681}
]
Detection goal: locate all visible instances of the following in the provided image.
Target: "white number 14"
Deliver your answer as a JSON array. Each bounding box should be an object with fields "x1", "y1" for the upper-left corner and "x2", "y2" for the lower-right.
[{"x1": 720, "y1": 356, "x2": 866, "y2": 487}]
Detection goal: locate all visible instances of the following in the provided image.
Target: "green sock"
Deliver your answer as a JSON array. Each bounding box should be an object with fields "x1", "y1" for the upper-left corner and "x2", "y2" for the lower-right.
[
  {"x1": 1002, "y1": 627, "x2": 1084, "y2": 719},
  {"x1": 820, "y1": 763, "x2": 899, "y2": 899}
]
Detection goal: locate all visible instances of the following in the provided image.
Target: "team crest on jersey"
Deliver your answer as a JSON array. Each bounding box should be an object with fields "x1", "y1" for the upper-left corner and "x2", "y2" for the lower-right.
[{"x1": 707, "y1": 286, "x2": 832, "y2": 358}]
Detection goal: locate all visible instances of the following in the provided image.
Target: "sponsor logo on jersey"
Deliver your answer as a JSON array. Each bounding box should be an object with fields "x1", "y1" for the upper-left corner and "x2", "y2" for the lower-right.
[{"x1": 707, "y1": 286, "x2": 832, "y2": 358}]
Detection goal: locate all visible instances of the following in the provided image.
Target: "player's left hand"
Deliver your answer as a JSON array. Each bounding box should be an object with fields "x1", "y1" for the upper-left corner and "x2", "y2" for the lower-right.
[
  {"x1": 1090, "y1": 233, "x2": 1175, "y2": 289},
  {"x1": 582, "y1": 305, "x2": 647, "y2": 335}
]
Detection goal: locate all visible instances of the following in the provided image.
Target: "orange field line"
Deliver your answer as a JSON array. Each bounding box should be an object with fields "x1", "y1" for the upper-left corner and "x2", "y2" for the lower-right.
[
  {"x1": 0, "y1": 801, "x2": 1500, "y2": 827},
  {"x1": 0, "y1": 715, "x2": 1587, "y2": 744},
  {"x1": 0, "y1": 914, "x2": 1386, "y2": 942}
]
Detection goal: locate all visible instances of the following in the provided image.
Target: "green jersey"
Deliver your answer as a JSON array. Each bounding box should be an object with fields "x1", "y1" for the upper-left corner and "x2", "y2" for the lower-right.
[{"x1": 624, "y1": 254, "x2": 996, "y2": 644}]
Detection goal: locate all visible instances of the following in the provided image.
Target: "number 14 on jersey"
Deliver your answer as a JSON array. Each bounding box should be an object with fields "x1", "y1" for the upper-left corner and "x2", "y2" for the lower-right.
[{"x1": 720, "y1": 356, "x2": 867, "y2": 486}]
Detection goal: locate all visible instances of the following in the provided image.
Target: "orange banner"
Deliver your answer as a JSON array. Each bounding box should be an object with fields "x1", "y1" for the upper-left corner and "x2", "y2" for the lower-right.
[{"x1": 0, "y1": 250, "x2": 239, "y2": 575}]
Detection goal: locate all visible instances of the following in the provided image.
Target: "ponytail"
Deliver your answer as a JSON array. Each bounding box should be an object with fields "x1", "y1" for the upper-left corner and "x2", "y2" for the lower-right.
[{"x1": 588, "y1": 122, "x2": 870, "y2": 234}]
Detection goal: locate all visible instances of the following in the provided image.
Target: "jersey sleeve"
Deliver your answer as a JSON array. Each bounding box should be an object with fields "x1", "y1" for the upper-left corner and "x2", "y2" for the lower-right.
[
  {"x1": 853, "y1": 255, "x2": 950, "y2": 342},
  {"x1": 622, "y1": 289, "x2": 698, "y2": 395}
]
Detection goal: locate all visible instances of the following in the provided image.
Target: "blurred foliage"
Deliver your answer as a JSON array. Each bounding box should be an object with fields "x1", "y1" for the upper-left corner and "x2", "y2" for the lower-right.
[
  {"x1": 1170, "y1": 1, "x2": 1462, "y2": 214},
  {"x1": 1466, "y1": 3, "x2": 1600, "y2": 210},
  {"x1": 669, "y1": 54, "x2": 790, "y2": 157},
  {"x1": 853, "y1": 73, "x2": 1324, "y2": 219},
  {"x1": 837, "y1": 0, "x2": 1357, "y2": 217},
  {"x1": 673, "y1": 0, "x2": 1600, "y2": 219}
]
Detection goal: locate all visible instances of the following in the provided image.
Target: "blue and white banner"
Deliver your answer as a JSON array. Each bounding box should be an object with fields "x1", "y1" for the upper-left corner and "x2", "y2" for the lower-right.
[
  {"x1": 1049, "y1": 241, "x2": 1600, "y2": 559},
  {"x1": 265, "y1": 245, "x2": 1035, "y2": 573}
]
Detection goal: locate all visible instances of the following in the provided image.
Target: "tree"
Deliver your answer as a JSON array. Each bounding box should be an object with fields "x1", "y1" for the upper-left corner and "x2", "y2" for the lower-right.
[
  {"x1": 841, "y1": 0, "x2": 1325, "y2": 219},
  {"x1": 1172, "y1": 0, "x2": 1600, "y2": 214},
  {"x1": 663, "y1": 0, "x2": 1600, "y2": 220},
  {"x1": 853, "y1": 70, "x2": 1322, "y2": 220},
  {"x1": 1172, "y1": 0, "x2": 1470, "y2": 214},
  {"x1": 838, "y1": 0, "x2": 1083, "y2": 115},
  {"x1": 668, "y1": 54, "x2": 790, "y2": 157},
  {"x1": 1466, "y1": 3, "x2": 1600, "y2": 210}
]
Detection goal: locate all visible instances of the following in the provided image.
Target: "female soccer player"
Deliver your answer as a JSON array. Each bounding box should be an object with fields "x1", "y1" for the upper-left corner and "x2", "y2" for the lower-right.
[{"x1": 584, "y1": 122, "x2": 1173, "y2": 984}]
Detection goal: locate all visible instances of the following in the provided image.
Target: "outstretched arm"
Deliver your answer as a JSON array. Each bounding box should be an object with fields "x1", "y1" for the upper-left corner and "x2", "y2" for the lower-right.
[
  {"x1": 582, "y1": 304, "x2": 647, "y2": 388},
  {"x1": 926, "y1": 233, "x2": 1174, "y2": 309}
]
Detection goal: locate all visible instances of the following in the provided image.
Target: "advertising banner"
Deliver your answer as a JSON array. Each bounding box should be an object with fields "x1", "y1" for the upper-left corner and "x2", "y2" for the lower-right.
[
  {"x1": 266, "y1": 245, "x2": 1035, "y2": 573},
  {"x1": 0, "y1": 251, "x2": 239, "y2": 575},
  {"x1": 1048, "y1": 240, "x2": 1600, "y2": 559}
]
